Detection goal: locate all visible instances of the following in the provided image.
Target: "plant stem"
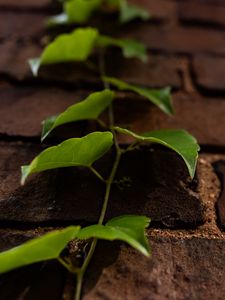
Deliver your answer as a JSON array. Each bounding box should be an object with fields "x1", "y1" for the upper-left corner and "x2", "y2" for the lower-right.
[{"x1": 74, "y1": 50, "x2": 122, "y2": 300}]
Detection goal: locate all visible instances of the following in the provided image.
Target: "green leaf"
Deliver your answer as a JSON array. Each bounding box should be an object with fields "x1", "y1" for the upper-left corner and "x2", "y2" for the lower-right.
[
  {"x1": 65, "y1": 0, "x2": 102, "y2": 23},
  {"x1": 21, "y1": 131, "x2": 113, "y2": 184},
  {"x1": 97, "y1": 35, "x2": 147, "y2": 62},
  {"x1": 119, "y1": 0, "x2": 150, "y2": 23},
  {"x1": 104, "y1": 77, "x2": 174, "y2": 115},
  {"x1": 0, "y1": 226, "x2": 80, "y2": 274},
  {"x1": 41, "y1": 90, "x2": 114, "y2": 141},
  {"x1": 77, "y1": 215, "x2": 151, "y2": 256},
  {"x1": 29, "y1": 27, "x2": 99, "y2": 76},
  {"x1": 48, "y1": 0, "x2": 102, "y2": 26},
  {"x1": 114, "y1": 127, "x2": 200, "y2": 178}
]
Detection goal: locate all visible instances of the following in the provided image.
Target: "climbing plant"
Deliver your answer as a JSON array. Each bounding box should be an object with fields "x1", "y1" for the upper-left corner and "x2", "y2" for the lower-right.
[{"x1": 0, "y1": 1, "x2": 200, "y2": 300}]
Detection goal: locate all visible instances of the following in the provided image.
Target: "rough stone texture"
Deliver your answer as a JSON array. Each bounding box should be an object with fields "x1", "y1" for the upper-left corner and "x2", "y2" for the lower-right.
[
  {"x1": 83, "y1": 235, "x2": 225, "y2": 300},
  {"x1": 213, "y1": 161, "x2": 225, "y2": 230},
  {"x1": 178, "y1": 1, "x2": 225, "y2": 28},
  {"x1": 0, "y1": 142, "x2": 205, "y2": 228},
  {"x1": 192, "y1": 55, "x2": 225, "y2": 92}
]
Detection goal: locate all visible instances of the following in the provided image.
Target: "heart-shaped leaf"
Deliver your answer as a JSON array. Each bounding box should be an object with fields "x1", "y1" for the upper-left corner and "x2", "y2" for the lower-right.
[
  {"x1": 119, "y1": 0, "x2": 150, "y2": 23},
  {"x1": 0, "y1": 226, "x2": 79, "y2": 274},
  {"x1": 114, "y1": 127, "x2": 200, "y2": 178},
  {"x1": 21, "y1": 131, "x2": 113, "y2": 184},
  {"x1": 104, "y1": 77, "x2": 174, "y2": 115},
  {"x1": 29, "y1": 27, "x2": 99, "y2": 76},
  {"x1": 77, "y1": 215, "x2": 151, "y2": 256},
  {"x1": 97, "y1": 35, "x2": 148, "y2": 62},
  {"x1": 41, "y1": 90, "x2": 114, "y2": 141}
]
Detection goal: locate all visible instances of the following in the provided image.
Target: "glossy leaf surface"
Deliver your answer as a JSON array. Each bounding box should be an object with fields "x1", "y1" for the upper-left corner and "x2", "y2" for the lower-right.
[
  {"x1": 21, "y1": 132, "x2": 113, "y2": 184},
  {"x1": 97, "y1": 35, "x2": 147, "y2": 62},
  {"x1": 41, "y1": 90, "x2": 114, "y2": 141},
  {"x1": 0, "y1": 226, "x2": 79, "y2": 274},
  {"x1": 29, "y1": 28, "x2": 98, "y2": 76},
  {"x1": 77, "y1": 215, "x2": 150, "y2": 256},
  {"x1": 104, "y1": 77, "x2": 173, "y2": 115},
  {"x1": 114, "y1": 127, "x2": 200, "y2": 178}
]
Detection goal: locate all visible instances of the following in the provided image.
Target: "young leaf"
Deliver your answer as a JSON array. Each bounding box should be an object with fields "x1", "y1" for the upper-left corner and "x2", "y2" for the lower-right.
[
  {"x1": 77, "y1": 215, "x2": 150, "y2": 256},
  {"x1": 48, "y1": 0, "x2": 102, "y2": 26},
  {"x1": 0, "y1": 226, "x2": 80, "y2": 274},
  {"x1": 119, "y1": 0, "x2": 150, "y2": 23},
  {"x1": 21, "y1": 131, "x2": 113, "y2": 184},
  {"x1": 97, "y1": 35, "x2": 147, "y2": 62},
  {"x1": 114, "y1": 127, "x2": 200, "y2": 178},
  {"x1": 41, "y1": 90, "x2": 114, "y2": 141},
  {"x1": 104, "y1": 77, "x2": 174, "y2": 115},
  {"x1": 65, "y1": 0, "x2": 102, "y2": 23},
  {"x1": 29, "y1": 27, "x2": 99, "y2": 76}
]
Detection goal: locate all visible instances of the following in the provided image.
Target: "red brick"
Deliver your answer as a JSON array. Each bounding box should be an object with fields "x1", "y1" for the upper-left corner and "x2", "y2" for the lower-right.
[
  {"x1": 0, "y1": 87, "x2": 225, "y2": 147},
  {"x1": 0, "y1": 142, "x2": 205, "y2": 227},
  {"x1": 129, "y1": 0, "x2": 177, "y2": 20},
  {"x1": 192, "y1": 55, "x2": 225, "y2": 92},
  {"x1": 119, "y1": 24, "x2": 225, "y2": 55},
  {"x1": 83, "y1": 235, "x2": 225, "y2": 300},
  {"x1": 0, "y1": 0, "x2": 52, "y2": 9},
  {"x1": 179, "y1": 1, "x2": 225, "y2": 28},
  {"x1": 0, "y1": 12, "x2": 46, "y2": 40}
]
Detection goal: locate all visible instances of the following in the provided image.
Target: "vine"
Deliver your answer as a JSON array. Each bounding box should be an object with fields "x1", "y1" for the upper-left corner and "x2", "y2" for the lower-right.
[{"x1": 0, "y1": 1, "x2": 200, "y2": 300}]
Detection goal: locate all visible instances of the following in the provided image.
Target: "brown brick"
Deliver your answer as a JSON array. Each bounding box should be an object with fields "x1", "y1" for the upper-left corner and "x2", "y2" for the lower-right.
[
  {"x1": 119, "y1": 24, "x2": 225, "y2": 55},
  {"x1": 179, "y1": 1, "x2": 225, "y2": 28},
  {"x1": 83, "y1": 235, "x2": 225, "y2": 300},
  {"x1": 129, "y1": 0, "x2": 177, "y2": 20},
  {"x1": 0, "y1": 142, "x2": 205, "y2": 228},
  {"x1": 0, "y1": 87, "x2": 225, "y2": 147},
  {"x1": 115, "y1": 92, "x2": 225, "y2": 147},
  {"x1": 213, "y1": 161, "x2": 225, "y2": 231},
  {"x1": 0, "y1": 0, "x2": 52, "y2": 10},
  {"x1": 0, "y1": 12, "x2": 46, "y2": 40},
  {"x1": 192, "y1": 55, "x2": 225, "y2": 91}
]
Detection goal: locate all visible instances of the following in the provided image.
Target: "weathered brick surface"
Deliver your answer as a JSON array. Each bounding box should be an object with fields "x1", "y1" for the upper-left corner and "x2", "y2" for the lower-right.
[
  {"x1": 119, "y1": 24, "x2": 225, "y2": 55},
  {"x1": 0, "y1": 87, "x2": 224, "y2": 147},
  {"x1": 83, "y1": 235, "x2": 225, "y2": 300},
  {"x1": 192, "y1": 55, "x2": 225, "y2": 92},
  {"x1": 0, "y1": 142, "x2": 205, "y2": 227},
  {"x1": 178, "y1": 1, "x2": 225, "y2": 28},
  {"x1": 213, "y1": 161, "x2": 225, "y2": 230},
  {"x1": 0, "y1": 12, "x2": 46, "y2": 40},
  {"x1": 0, "y1": 0, "x2": 52, "y2": 10}
]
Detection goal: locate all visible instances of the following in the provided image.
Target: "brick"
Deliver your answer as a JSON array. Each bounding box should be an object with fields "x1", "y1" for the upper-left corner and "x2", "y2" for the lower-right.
[
  {"x1": 0, "y1": 230, "x2": 65, "y2": 300},
  {"x1": 213, "y1": 161, "x2": 225, "y2": 231},
  {"x1": 179, "y1": 1, "x2": 225, "y2": 28},
  {"x1": 83, "y1": 235, "x2": 225, "y2": 300},
  {"x1": 119, "y1": 24, "x2": 225, "y2": 55},
  {"x1": 0, "y1": 86, "x2": 88, "y2": 137},
  {"x1": 114, "y1": 92, "x2": 225, "y2": 147},
  {"x1": 0, "y1": 0, "x2": 52, "y2": 10},
  {"x1": 0, "y1": 43, "x2": 181, "y2": 87},
  {"x1": 0, "y1": 12, "x2": 46, "y2": 40},
  {"x1": 0, "y1": 41, "x2": 40, "y2": 81},
  {"x1": 128, "y1": 0, "x2": 177, "y2": 20},
  {"x1": 192, "y1": 55, "x2": 225, "y2": 92},
  {"x1": 0, "y1": 87, "x2": 225, "y2": 147},
  {"x1": 0, "y1": 142, "x2": 205, "y2": 228}
]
